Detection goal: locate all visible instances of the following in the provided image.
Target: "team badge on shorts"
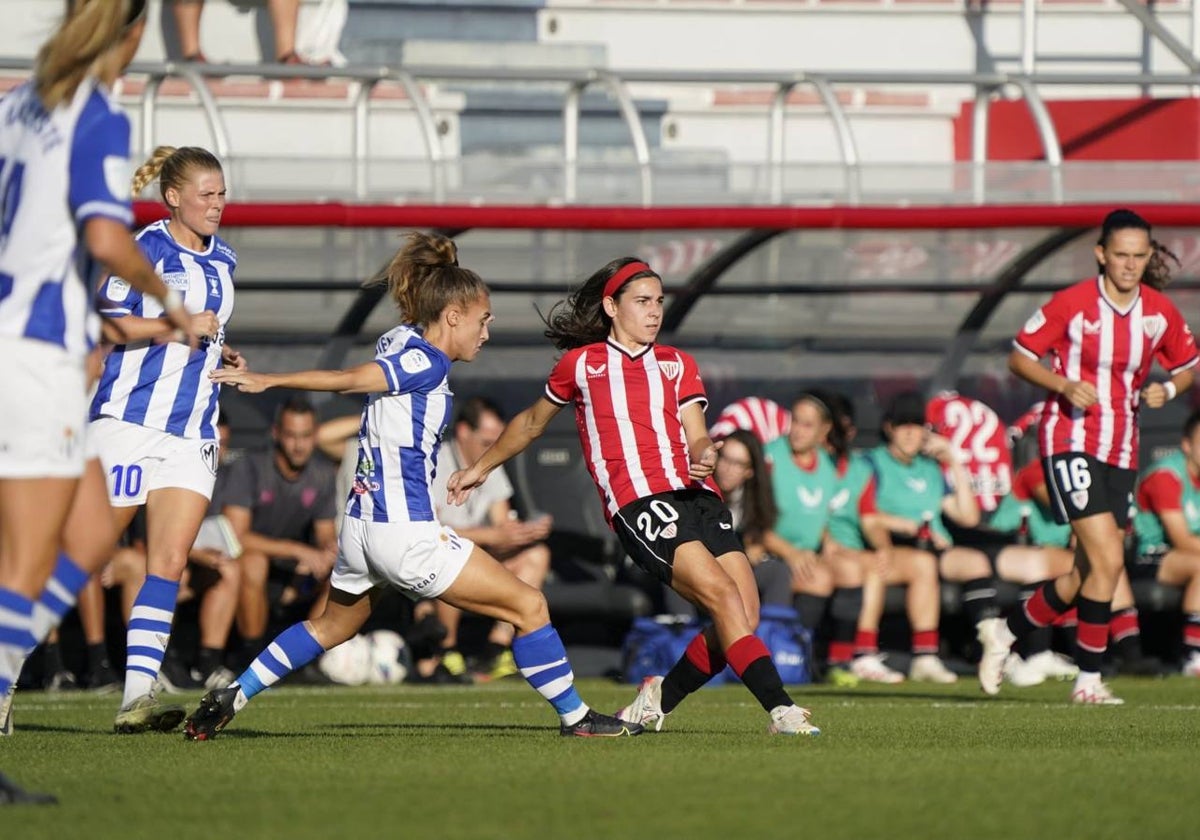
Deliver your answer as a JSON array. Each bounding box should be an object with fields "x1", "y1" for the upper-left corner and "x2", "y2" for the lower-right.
[
  {"x1": 1070, "y1": 489, "x2": 1089, "y2": 510},
  {"x1": 200, "y1": 442, "x2": 219, "y2": 476}
]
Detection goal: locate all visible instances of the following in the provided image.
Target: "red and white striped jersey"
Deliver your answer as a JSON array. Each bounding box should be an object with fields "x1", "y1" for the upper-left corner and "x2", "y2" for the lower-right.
[
  {"x1": 709, "y1": 396, "x2": 790, "y2": 443},
  {"x1": 1014, "y1": 277, "x2": 1199, "y2": 469},
  {"x1": 545, "y1": 339, "x2": 719, "y2": 523},
  {"x1": 926, "y1": 391, "x2": 1013, "y2": 513}
]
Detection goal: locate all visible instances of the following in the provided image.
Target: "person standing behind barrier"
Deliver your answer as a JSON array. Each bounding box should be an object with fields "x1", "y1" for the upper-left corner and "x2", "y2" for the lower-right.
[
  {"x1": 1132, "y1": 409, "x2": 1200, "y2": 676},
  {"x1": 0, "y1": 0, "x2": 195, "y2": 796},
  {"x1": 978, "y1": 208, "x2": 1198, "y2": 704},
  {"x1": 191, "y1": 232, "x2": 638, "y2": 739},
  {"x1": 447, "y1": 258, "x2": 820, "y2": 736},
  {"x1": 90, "y1": 144, "x2": 242, "y2": 733},
  {"x1": 173, "y1": 0, "x2": 307, "y2": 64}
]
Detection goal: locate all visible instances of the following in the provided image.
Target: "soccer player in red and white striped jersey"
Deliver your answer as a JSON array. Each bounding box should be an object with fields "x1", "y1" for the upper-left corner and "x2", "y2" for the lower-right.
[
  {"x1": 926, "y1": 391, "x2": 1012, "y2": 514},
  {"x1": 448, "y1": 258, "x2": 819, "y2": 736},
  {"x1": 709, "y1": 396, "x2": 791, "y2": 445},
  {"x1": 978, "y1": 209, "x2": 1198, "y2": 704}
]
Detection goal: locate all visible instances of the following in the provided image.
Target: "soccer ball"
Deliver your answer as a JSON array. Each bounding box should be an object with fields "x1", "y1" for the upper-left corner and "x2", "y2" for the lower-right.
[
  {"x1": 317, "y1": 634, "x2": 374, "y2": 686},
  {"x1": 366, "y1": 629, "x2": 410, "y2": 685}
]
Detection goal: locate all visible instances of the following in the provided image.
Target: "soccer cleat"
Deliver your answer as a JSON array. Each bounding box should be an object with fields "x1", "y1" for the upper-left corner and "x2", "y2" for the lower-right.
[
  {"x1": 0, "y1": 684, "x2": 14, "y2": 737},
  {"x1": 825, "y1": 664, "x2": 860, "y2": 688},
  {"x1": 114, "y1": 693, "x2": 187, "y2": 734},
  {"x1": 43, "y1": 669, "x2": 79, "y2": 693},
  {"x1": 485, "y1": 649, "x2": 519, "y2": 681},
  {"x1": 155, "y1": 657, "x2": 204, "y2": 694},
  {"x1": 1003, "y1": 653, "x2": 1047, "y2": 688},
  {"x1": 0, "y1": 772, "x2": 56, "y2": 805},
  {"x1": 909, "y1": 654, "x2": 958, "y2": 684},
  {"x1": 1070, "y1": 680, "x2": 1124, "y2": 705},
  {"x1": 87, "y1": 663, "x2": 122, "y2": 694},
  {"x1": 560, "y1": 708, "x2": 643, "y2": 737},
  {"x1": 976, "y1": 617, "x2": 1014, "y2": 696},
  {"x1": 1182, "y1": 652, "x2": 1200, "y2": 678},
  {"x1": 200, "y1": 666, "x2": 237, "y2": 691},
  {"x1": 432, "y1": 650, "x2": 473, "y2": 685},
  {"x1": 1026, "y1": 650, "x2": 1078, "y2": 681},
  {"x1": 616, "y1": 675, "x2": 667, "y2": 732},
  {"x1": 767, "y1": 704, "x2": 821, "y2": 737},
  {"x1": 849, "y1": 653, "x2": 905, "y2": 684},
  {"x1": 183, "y1": 687, "x2": 239, "y2": 741}
]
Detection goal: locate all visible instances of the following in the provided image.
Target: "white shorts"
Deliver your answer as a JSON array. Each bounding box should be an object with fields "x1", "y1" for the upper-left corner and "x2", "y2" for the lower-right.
[
  {"x1": 0, "y1": 337, "x2": 86, "y2": 479},
  {"x1": 89, "y1": 416, "x2": 219, "y2": 507},
  {"x1": 334, "y1": 517, "x2": 474, "y2": 600}
]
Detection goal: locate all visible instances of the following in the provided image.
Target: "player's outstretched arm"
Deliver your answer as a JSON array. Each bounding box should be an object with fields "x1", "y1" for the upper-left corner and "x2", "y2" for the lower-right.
[
  {"x1": 210, "y1": 361, "x2": 387, "y2": 395},
  {"x1": 447, "y1": 396, "x2": 561, "y2": 505}
]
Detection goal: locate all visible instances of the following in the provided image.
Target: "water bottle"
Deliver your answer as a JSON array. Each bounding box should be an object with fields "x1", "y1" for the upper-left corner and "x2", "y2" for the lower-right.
[{"x1": 915, "y1": 512, "x2": 935, "y2": 553}]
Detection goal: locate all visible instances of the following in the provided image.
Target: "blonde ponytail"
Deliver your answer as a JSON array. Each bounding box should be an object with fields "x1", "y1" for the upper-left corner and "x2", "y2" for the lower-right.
[
  {"x1": 35, "y1": 0, "x2": 135, "y2": 111},
  {"x1": 131, "y1": 145, "x2": 223, "y2": 203},
  {"x1": 377, "y1": 232, "x2": 487, "y2": 326}
]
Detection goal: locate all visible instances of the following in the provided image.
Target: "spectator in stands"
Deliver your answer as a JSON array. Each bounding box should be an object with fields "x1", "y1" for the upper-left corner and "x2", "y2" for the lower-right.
[
  {"x1": 860, "y1": 391, "x2": 995, "y2": 684},
  {"x1": 823, "y1": 392, "x2": 952, "y2": 684},
  {"x1": 1132, "y1": 409, "x2": 1200, "y2": 676},
  {"x1": 979, "y1": 209, "x2": 1197, "y2": 705},
  {"x1": 223, "y1": 396, "x2": 338, "y2": 669},
  {"x1": 173, "y1": 0, "x2": 309, "y2": 65},
  {"x1": 429, "y1": 396, "x2": 552, "y2": 682},
  {"x1": 711, "y1": 429, "x2": 793, "y2": 610}
]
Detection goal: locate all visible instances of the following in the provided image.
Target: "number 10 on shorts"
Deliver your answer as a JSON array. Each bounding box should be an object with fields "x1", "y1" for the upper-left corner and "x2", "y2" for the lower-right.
[{"x1": 110, "y1": 464, "x2": 144, "y2": 499}]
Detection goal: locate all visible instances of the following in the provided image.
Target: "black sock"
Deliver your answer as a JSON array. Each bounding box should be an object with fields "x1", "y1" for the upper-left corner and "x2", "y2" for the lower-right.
[
  {"x1": 196, "y1": 647, "x2": 222, "y2": 675},
  {"x1": 737, "y1": 658, "x2": 793, "y2": 712},
  {"x1": 1075, "y1": 597, "x2": 1111, "y2": 674},
  {"x1": 86, "y1": 642, "x2": 110, "y2": 675},
  {"x1": 961, "y1": 577, "x2": 1000, "y2": 626},
  {"x1": 660, "y1": 657, "x2": 710, "y2": 714},
  {"x1": 1008, "y1": 580, "x2": 1071, "y2": 640},
  {"x1": 793, "y1": 594, "x2": 828, "y2": 631},
  {"x1": 43, "y1": 642, "x2": 64, "y2": 675}
]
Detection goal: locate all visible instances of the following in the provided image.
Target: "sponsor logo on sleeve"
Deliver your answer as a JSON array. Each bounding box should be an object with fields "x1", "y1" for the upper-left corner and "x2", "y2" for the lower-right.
[
  {"x1": 400, "y1": 349, "x2": 432, "y2": 374},
  {"x1": 105, "y1": 277, "x2": 130, "y2": 302}
]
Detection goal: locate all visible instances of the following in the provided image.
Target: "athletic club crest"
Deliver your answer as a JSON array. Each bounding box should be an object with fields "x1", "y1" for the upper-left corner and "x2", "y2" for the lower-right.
[
  {"x1": 1141, "y1": 314, "x2": 1167, "y2": 343},
  {"x1": 658, "y1": 360, "x2": 681, "y2": 380},
  {"x1": 661, "y1": 523, "x2": 678, "y2": 539},
  {"x1": 1070, "y1": 489, "x2": 1089, "y2": 510}
]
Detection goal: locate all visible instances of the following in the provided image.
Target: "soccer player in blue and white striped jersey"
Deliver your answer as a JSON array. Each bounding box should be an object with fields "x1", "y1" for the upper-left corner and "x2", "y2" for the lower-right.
[
  {"x1": 186, "y1": 232, "x2": 640, "y2": 739},
  {"x1": 0, "y1": 0, "x2": 195, "y2": 764},
  {"x1": 87, "y1": 145, "x2": 245, "y2": 733}
]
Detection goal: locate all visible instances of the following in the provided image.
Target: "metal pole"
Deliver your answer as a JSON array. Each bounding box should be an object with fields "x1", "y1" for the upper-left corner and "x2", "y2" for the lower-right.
[
  {"x1": 1013, "y1": 78, "x2": 1065, "y2": 203},
  {"x1": 599, "y1": 72, "x2": 653, "y2": 207},
  {"x1": 971, "y1": 85, "x2": 992, "y2": 205},
  {"x1": 1021, "y1": 0, "x2": 1038, "y2": 74},
  {"x1": 391, "y1": 70, "x2": 446, "y2": 202},
  {"x1": 810, "y1": 76, "x2": 861, "y2": 204},
  {"x1": 768, "y1": 82, "x2": 796, "y2": 204},
  {"x1": 178, "y1": 67, "x2": 231, "y2": 158},
  {"x1": 352, "y1": 80, "x2": 378, "y2": 201},
  {"x1": 563, "y1": 81, "x2": 584, "y2": 205},
  {"x1": 140, "y1": 75, "x2": 162, "y2": 161}
]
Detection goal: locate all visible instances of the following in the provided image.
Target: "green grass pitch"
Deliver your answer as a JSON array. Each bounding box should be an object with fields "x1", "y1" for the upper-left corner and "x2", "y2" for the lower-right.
[{"x1": 3, "y1": 678, "x2": 1197, "y2": 840}]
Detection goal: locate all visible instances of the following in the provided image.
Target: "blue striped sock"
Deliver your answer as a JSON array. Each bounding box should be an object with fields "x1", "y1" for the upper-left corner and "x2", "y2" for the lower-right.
[
  {"x1": 31, "y1": 553, "x2": 90, "y2": 648},
  {"x1": 0, "y1": 589, "x2": 36, "y2": 697},
  {"x1": 235, "y1": 622, "x2": 325, "y2": 704},
  {"x1": 512, "y1": 623, "x2": 587, "y2": 726},
  {"x1": 122, "y1": 575, "x2": 179, "y2": 706}
]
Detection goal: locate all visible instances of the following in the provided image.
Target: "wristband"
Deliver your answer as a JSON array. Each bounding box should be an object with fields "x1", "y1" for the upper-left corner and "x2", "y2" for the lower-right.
[
  {"x1": 1165, "y1": 381, "x2": 1178, "y2": 401},
  {"x1": 160, "y1": 288, "x2": 183, "y2": 312}
]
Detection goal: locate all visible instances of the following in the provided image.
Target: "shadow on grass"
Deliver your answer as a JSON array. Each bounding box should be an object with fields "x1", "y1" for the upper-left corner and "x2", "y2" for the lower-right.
[
  {"x1": 800, "y1": 689, "x2": 1049, "y2": 704},
  {"x1": 204, "y1": 723, "x2": 553, "y2": 740}
]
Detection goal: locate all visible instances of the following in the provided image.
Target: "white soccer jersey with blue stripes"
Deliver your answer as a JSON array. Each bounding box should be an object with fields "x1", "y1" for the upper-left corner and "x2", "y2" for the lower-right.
[
  {"x1": 0, "y1": 79, "x2": 132, "y2": 358},
  {"x1": 345, "y1": 325, "x2": 454, "y2": 524},
  {"x1": 90, "y1": 220, "x2": 236, "y2": 439}
]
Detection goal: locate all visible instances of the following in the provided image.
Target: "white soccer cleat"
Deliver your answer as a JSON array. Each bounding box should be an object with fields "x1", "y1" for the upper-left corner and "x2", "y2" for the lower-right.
[
  {"x1": 768, "y1": 704, "x2": 821, "y2": 737},
  {"x1": 909, "y1": 654, "x2": 958, "y2": 684},
  {"x1": 1002, "y1": 653, "x2": 1046, "y2": 688},
  {"x1": 976, "y1": 617, "x2": 1014, "y2": 696},
  {"x1": 1182, "y1": 652, "x2": 1200, "y2": 678},
  {"x1": 616, "y1": 675, "x2": 667, "y2": 732},
  {"x1": 849, "y1": 653, "x2": 905, "y2": 684},
  {"x1": 1070, "y1": 680, "x2": 1124, "y2": 705},
  {"x1": 1027, "y1": 650, "x2": 1079, "y2": 681}
]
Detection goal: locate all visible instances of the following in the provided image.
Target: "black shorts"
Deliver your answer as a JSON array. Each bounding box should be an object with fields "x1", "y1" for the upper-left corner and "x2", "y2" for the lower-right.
[
  {"x1": 613, "y1": 489, "x2": 743, "y2": 586},
  {"x1": 1043, "y1": 453, "x2": 1136, "y2": 529},
  {"x1": 1127, "y1": 550, "x2": 1166, "y2": 581}
]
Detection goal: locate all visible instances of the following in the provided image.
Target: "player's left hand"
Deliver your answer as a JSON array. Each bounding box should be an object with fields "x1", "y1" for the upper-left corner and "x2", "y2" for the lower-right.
[
  {"x1": 222, "y1": 344, "x2": 247, "y2": 371},
  {"x1": 689, "y1": 441, "x2": 722, "y2": 480},
  {"x1": 210, "y1": 368, "x2": 269, "y2": 393}
]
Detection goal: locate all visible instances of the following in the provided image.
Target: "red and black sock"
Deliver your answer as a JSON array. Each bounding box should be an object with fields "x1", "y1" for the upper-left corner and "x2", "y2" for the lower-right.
[
  {"x1": 1074, "y1": 596, "x2": 1111, "y2": 674},
  {"x1": 1015, "y1": 583, "x2": 1052, "y2": 657},
  {"x1": 854, "y1": 628, "x2": 879, "y2": 657},
  {"x1": 660, "y1": 632, "x2": 726, "y2": 714},
  {"x1": 1109, "y1": 607, "x2": 1142, "y2": 661},
  {"x1": 1185, "y1": 613, "x2": 1200, "y2": 655},
  {"x1": 1007, "y1": 580, "x2": 1072, "y2": 640},
  {"x1": 912, "y1": 629, "x2": 939, "y2": 656},
  {"x1": 727, "y1": 634, "x2": 792, "y2": 712}
]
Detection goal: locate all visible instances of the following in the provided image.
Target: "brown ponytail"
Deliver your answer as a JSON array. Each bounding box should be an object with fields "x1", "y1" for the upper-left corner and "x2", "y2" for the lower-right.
[
  {"x1": 376, "y1": 232, "x2": 487, "y2": 326},
  {"x1": 35, "y1": 0, "x2": 140, "y2": 111}
]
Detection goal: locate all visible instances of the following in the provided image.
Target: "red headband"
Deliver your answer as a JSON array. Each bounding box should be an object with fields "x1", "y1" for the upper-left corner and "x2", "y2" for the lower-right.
[{"x1": 602, "y1": 261, "x2": 653, "y2": 300}]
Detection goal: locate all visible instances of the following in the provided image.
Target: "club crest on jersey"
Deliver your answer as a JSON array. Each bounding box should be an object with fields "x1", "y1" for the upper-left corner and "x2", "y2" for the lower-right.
[
  {"x1": 586, "y1": 363, "x2": 607, "y2": 377},
  {"x1": 797, "y1": 487, "x2": 824, "y2": 508},
  {"x1": 658, "y1": 360, "x2": 681, "y2": 380},
  {"x1": 1070, "y1": 489, "x2": 1089, "y2": 510},
  {"x1": 208, "y1": 274, "x2": 221, "y2": 296},
  {"x1": 1023, "y1": 309, "x2": 1047, "y2": 334},
  {"x1": 1141, "y1": 314, "x2": 1167, "y2": 343},
  {"x1": 199, "y1": 442, "x2": 219, "y2": 476}
]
